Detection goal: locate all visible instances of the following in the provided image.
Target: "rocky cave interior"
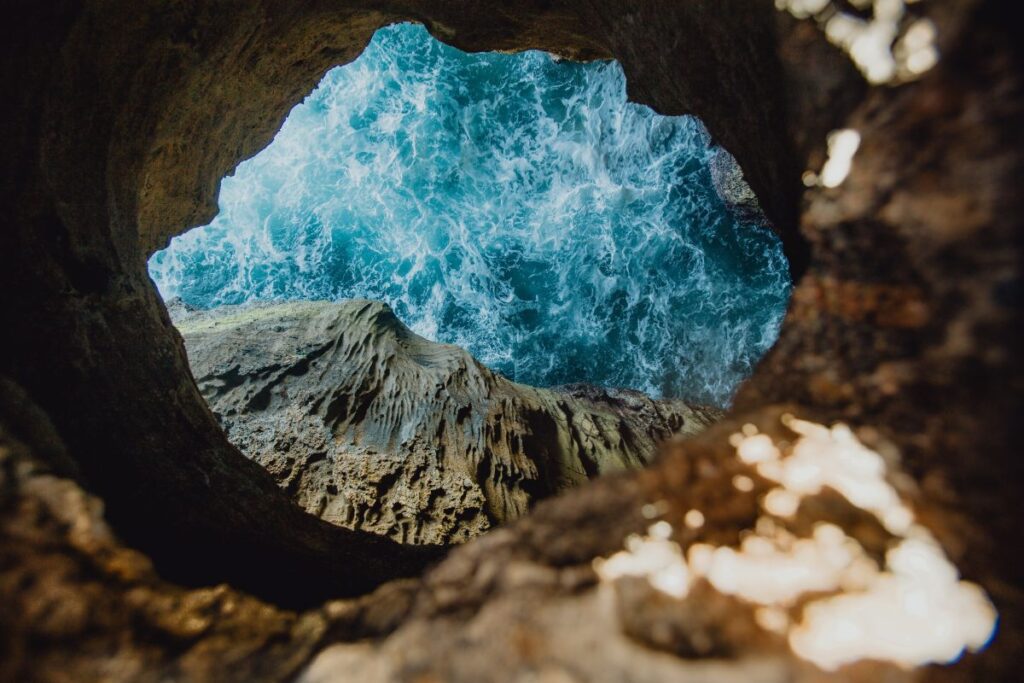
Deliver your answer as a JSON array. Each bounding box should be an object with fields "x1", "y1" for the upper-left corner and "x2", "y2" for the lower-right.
[
  {"x1": 148, "y1": 20, "x2": 790, "y2": 549},
  {"x1": 1, "y1": 1, "x2": 1021, "y2": 682}
]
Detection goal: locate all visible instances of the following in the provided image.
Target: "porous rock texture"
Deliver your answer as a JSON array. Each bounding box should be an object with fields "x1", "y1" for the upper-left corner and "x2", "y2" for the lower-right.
[
  {"x1": 172, "y1": 299, "x2": 719, "y2": 544},
  {"x1": 0, "y1": 0, "x2": 1021, "y2": 682},
  {"x1": 0, "y1": 393, "x2": 325, "y2": 683}
]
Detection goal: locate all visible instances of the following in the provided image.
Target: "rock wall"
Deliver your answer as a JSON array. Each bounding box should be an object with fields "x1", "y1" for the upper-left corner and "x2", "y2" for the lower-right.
[
  {"x1": 710, "y1": 147, "x2": 770, "y2": 226},
  {"x1": 0, "y1": 0, "x2": 1021, "y2": 681},
  {"x1": 0, "y1": 0, "x2": 842, "y2": 609},
  {"x1": 174, "y1": 300, "x2": 719, "y2": 544},
  {"x1": 0, "y1": 397, "x2": 324, "y2": 683}
]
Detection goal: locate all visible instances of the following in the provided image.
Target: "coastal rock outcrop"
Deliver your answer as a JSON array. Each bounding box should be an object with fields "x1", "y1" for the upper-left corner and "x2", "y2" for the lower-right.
[{"x1": 173, "y1": 300, "x2": 720, "y2": 544}]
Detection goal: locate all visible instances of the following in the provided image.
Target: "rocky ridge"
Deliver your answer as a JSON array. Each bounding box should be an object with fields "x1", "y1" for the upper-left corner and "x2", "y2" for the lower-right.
[{"x1": 173, "y1": 299, "x2": 720, "y2": 544}]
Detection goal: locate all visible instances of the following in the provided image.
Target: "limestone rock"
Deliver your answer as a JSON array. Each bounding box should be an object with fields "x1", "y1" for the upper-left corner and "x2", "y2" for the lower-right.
[{"x1": 174, "y1": 300, "x2": 720, "y2": 544}]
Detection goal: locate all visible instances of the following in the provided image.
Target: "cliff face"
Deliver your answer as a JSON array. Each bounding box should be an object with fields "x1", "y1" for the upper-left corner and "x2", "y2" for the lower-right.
[
  {"x1": 1, "y1": 0, "x2": 1021, "y2": 681},
  {"x1": 174, "y1": 300, "x2": 719, "y2": 544},
  {"x1": 710, "y1": 147, "x2": 770, "y2": 226}
]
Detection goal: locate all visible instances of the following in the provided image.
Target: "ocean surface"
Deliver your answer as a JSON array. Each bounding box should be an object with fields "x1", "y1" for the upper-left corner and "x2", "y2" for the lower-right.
[{"x1": 149, "y1": 23, "x2": 790, "y2": 407}]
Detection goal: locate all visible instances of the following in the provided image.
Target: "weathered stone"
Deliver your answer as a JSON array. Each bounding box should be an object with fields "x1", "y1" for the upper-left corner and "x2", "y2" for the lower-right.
[
  {"x1": 173, "y1": 299, "x2": 719, "y2": 544},
  {"x1": 0, "y1": 0, "x2": 1020, "y2": 681},
  {"x1": 0, "y1": 0, "x2": 842, "y2": 609},
  {"x1": 0, "y1": 385, "x2": 329, "y2": 683},
  {"x1": 295, "y1": 409, "x2": 940, "y2": 683}
]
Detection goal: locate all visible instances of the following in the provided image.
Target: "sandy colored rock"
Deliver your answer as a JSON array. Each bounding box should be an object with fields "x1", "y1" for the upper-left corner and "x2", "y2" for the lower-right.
[{"x1": 174, "y1": 299, "x2": 720, "y2": 544}]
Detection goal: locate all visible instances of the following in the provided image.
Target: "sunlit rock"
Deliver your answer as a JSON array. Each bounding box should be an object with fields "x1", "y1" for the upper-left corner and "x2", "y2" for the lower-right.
[{"x1": 173, "y1": 299, "x2": 720, "y2": 543}]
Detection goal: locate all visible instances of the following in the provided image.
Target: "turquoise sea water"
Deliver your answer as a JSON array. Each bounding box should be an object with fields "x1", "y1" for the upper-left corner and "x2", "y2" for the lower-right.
[{"x1": 149, "y1": 23, "x2": 790, "y2": 407}]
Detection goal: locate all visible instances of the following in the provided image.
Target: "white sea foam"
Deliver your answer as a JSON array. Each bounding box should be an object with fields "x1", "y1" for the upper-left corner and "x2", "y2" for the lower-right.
[{"x1": 148, "y1": 23, "x2": 791, "y2": 406}]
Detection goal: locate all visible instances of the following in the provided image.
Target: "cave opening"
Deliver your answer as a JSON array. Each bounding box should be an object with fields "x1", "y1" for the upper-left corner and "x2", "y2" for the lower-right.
[
  {"x1": 3, "y1": 1, "x2": 1018, "y2": 677},
  {"x1": 142, "y1": 21, "x2": 795, "y2": 549}
]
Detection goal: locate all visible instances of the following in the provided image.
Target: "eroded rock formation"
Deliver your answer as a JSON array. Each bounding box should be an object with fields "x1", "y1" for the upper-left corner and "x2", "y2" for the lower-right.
[
  {"x1": 1, "y1": 0, "x2": 1021, "y2": 681},
  {"x1": 296, "y1": 410, "x2": 973, "y2": 683},
  {"x1": 173, "y1": 300, "x2": 719, "y2": 544}
]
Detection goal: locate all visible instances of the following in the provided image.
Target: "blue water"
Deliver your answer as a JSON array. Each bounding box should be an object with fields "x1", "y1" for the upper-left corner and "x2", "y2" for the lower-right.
[{"x1": 149, "y1": 23, "x2": 790, "y2": 407}]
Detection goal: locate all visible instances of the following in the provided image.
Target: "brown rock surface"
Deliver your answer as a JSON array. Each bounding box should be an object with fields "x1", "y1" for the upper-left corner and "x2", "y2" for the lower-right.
[
  {"x1": 0, "y1": 381, "x2": 328, "y2": 682},
  {"x1": 0, "y1": 0, "x2": 840, "y2": 610},
  {"x1": 295, "y1": 411, "x2": 929, "y2": 683},
  {"x1": 173, "y1": 299, "x2": 719, "y2": 544},
  {"x1": 0, "y1": 0, "x2": 1021, "y2": 681}
]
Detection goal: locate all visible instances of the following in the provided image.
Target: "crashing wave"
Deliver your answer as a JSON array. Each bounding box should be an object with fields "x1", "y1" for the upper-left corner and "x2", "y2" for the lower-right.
[{"x1": 148, "y1": 23, "x2": 790, "y2": 407}]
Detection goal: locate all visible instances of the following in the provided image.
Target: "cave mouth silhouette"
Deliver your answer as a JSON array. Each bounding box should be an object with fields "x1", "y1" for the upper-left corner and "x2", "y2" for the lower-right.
[{"x1": 4, "y1": 2, "x2": 831, "y2": 611}]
